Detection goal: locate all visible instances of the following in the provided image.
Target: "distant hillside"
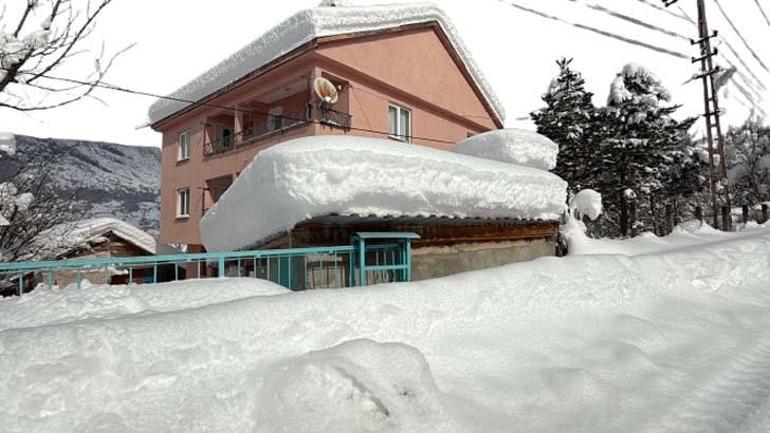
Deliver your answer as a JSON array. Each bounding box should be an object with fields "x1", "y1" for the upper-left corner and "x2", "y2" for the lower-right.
[{"x1": 2, "y1": 135, "x2": 160, "y2": 234}]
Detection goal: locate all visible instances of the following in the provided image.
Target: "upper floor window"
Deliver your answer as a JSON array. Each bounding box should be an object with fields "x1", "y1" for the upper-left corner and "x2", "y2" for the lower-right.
[
  {"x1": 388, "y1": 104, "x2": 411, "y2": 143},
  {"x1": 177, "y1": 187, "x2": 190, "y2": 218},
  {"x1": 268, "y1": 107, "x2": 284, "y2": 132},
  {"x1": 178, "y1": 130, "x2": 191, "y2": 161}
]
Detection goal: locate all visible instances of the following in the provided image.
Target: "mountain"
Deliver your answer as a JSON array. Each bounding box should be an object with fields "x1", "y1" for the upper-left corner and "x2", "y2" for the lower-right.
[{"x1": 1, "y1": 134, "x2": 160, "y2": 235}]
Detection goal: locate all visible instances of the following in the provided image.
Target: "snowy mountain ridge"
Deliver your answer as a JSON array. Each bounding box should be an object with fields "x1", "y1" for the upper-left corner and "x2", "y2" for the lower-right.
[{"x1": 0, "y1": 134, "x2": 160, "y2": 234}]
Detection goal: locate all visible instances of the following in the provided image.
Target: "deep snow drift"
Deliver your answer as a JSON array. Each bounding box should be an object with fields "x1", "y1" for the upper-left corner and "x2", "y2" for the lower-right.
[
  {"x1": 2, "y1": 227, "x2": 770, "y2": 432},
  {"x1": 200, "y1": 136, "x2": 566, "y2": 251}
]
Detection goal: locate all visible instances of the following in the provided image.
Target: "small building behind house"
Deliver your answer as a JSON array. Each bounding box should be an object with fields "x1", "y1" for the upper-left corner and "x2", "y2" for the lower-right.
[{"x1": 14, "y1": 218, "x2": 178, "y2": 291}]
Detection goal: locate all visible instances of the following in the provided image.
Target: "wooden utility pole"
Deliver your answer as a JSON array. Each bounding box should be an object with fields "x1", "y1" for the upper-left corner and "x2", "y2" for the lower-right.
[{"x1": 663, "y1": 0, "x2": 731, "y2": 230}]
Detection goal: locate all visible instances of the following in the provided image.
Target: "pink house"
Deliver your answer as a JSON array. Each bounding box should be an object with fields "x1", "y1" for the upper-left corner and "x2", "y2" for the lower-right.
[{"x1": 149, "y1": 2, "x2": 508, "y2": 254}]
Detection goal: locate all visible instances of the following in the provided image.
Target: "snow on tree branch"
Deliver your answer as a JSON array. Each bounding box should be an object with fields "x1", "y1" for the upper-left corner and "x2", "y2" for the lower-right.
[{"x1": 0, "y1": 0, "x2": 123, "y2": 111}]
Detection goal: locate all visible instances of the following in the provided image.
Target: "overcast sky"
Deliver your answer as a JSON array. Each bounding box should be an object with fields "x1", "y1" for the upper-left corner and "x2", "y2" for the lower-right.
[{"x1": 2, "y1": 0, "x2": 769, "y2": 147}]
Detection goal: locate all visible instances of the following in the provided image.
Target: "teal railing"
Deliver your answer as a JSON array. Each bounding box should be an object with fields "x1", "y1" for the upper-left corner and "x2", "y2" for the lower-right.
[{"x1": 0, "y1": 233, "x2": 419, "y2": 297}]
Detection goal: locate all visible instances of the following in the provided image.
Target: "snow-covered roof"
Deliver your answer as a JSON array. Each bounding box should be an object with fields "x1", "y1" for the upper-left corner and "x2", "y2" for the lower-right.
[
  {"x1": 147, "y1": 2, "x2": 505, "y2": 125},
  {"x1": 22, "y1": 218, "x2": 157, "y2": 261},
  {"x1": 454, "y1": 129, "x2": 558, "y2": 171},
  {"x1": 200, "y1": 136, "x2": 567, "y2": 252}
]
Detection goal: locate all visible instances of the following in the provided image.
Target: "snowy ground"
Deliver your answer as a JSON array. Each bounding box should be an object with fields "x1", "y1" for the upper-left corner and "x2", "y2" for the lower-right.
[{"x1": 2, "y1": 227, "x2": 770, "y2": 432}]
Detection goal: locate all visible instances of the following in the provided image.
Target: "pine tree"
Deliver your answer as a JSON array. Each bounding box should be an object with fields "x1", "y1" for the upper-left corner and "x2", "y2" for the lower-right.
[
  {"x1": 724, "y1": 118, "x2": 770, "y2": 205},
  {"x1": 597, "y1": 64, "x2": 697, "y2": 236},
  {"x1": 531, "y1": 58, "x2": 599, "y2": 192}
]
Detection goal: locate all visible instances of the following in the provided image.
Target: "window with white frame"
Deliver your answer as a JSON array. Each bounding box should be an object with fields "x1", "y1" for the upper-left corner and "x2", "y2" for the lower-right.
[
  {"x1": 177, "y1": 187, "x2": 190, "y2": 218},
  {"x1": 178, "y1": 130, "x2": 191, "y2": 161},
  {"x1": 388, "y1": 104, "x2": 411, "y2": 142}
]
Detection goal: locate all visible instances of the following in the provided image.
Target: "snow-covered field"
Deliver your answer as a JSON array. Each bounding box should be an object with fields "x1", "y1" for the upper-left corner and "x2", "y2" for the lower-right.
[{"x1": 2, "y1": 227, "x2": 770, "y2": 432}]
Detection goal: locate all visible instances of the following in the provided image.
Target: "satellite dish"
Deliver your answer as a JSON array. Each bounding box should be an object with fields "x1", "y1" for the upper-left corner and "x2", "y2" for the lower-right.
[{"x1": 313, "y1": 77, "x2": 339, "y2": 105}]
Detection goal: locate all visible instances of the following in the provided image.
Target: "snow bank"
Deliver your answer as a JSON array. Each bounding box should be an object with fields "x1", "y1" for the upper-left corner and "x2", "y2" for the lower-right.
[
  {"x1": 2, "y1": 228, "x2": 770, "y2": 432},
  {"x1": 256, "y1": 339, "x2": 461, "y2": 433},
  {"x1": 21, "y1": 217, "x2": 157, "y2": 260},
  {"x1": 562, "y1": 217, "x2": 768, "y2": 257},
  {"x1": 453, "y1": 129, "x2": 558, "y2": 170},
  {"x1": 147, "y1": 2, "x2": 504, "y2": 125},
  {"x1": 200, "y1": 136, "x2": 567, "y2": 251},
  {"x1": 0, "y1": 278, "x2": 290, "y2": 332}
]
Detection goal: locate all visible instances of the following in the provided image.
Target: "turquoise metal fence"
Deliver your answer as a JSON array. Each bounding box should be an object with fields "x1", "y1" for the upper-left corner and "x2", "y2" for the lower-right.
[{"x1": 0, "y1": 232, "x2": 419, "y2": 297}]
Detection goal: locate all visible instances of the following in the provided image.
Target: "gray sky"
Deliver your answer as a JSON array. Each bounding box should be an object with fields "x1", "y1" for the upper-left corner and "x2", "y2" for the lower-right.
[{"x1": 2, "y1": 0, "x2": 769, "y2": 147}]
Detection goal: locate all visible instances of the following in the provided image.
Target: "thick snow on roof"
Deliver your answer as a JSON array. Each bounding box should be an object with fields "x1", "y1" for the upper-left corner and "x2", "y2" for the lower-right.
[
  {"x1": 200, "y1": 136, "x2": 567, "y2": 252},
  {"x1": 23, "y1": 217, "x2": 157, "y2": 260},
  {"x1": 454, "y1": 129, "x2": 558, "y2": 171},
  {"x1": 147, "y1": 2, "x2": 504, "y2": 125}
]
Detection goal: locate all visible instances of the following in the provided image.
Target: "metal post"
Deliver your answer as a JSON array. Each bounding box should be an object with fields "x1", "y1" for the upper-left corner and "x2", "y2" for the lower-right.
[
  {"x1": 762, "y1": 204, "x2": 769, "y2": 224},
  {"x1": 47, "y1": 271, "x2": 53, "y2": 290},
  {"x1": 359, "y1": 238, "x2": 367, "y2": 287},
  {"x1": 405, "y1": 240, "x2": 412, "y2": 282},
  {"x1": 742, "y1": 205, "x2": 749, "y2": 225},
  {"x1": 18, "y1": 272, "x2": 23, "y2": 297},
  {"x1": 218, "y1": 256, "x2": 225, "y2": 278}
]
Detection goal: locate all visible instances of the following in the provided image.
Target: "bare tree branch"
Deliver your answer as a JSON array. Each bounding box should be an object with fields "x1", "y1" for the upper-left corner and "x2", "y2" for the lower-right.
[{"x1": 0, "y1": 0, "x2": 122, "y2": 112}]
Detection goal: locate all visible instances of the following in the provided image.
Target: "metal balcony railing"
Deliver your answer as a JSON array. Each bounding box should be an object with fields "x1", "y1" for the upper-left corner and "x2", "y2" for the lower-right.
[{"x1": 203, "y1": 104, "x2": 352, "y2": 157}]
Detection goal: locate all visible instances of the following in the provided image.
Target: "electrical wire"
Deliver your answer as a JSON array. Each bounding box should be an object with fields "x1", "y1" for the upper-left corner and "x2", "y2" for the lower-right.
[
  {"x1": 711, "y1": 0, "x2": 770, "y2": 73},
  {"x1": 507, "y1": 2, "x2": 689, "y2": 59},
  {"x1": 755, "y1": 0, "x2": 770, "y2": 29},
  {"x1": 7, "y1": 70, "x2": 463, "y2": 145}
]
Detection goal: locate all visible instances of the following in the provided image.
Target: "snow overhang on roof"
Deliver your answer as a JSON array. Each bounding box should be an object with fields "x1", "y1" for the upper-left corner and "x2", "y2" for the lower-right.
[
  {"x1": 147, "y1": 2, "x2": 505, "y2": 126},
  {"x1": 199, "y1": 136, "x2": 567, "y2": 252}
]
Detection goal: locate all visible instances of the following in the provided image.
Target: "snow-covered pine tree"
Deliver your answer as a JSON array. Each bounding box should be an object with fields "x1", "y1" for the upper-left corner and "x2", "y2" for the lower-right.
[
  {"x1": 724, "y1": 118, "x2": 770, "y2": 205},
  {"x1": 531, "y1": 58, "x2": 599, "y2": 192},
  {"x1": 598, "y1": 64, "x2": 696, "y2": 236}
]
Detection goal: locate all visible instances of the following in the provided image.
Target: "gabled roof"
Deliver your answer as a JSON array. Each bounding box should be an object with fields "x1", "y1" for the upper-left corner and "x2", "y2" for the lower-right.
[
  {"x1": 147, "y1": 2, "x2": 505, "y2": 126},
  {"x1": 21, "y1": 218, "x2": 157, "y2": 261}
]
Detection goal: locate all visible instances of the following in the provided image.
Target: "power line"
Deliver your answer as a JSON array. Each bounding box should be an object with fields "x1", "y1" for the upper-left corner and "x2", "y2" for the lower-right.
[
  {"x1": 710, "y1": 0, "x2": 770, "y2": 73},
  {"x1": 508, "y1": 2, "x2": 690, "y2": 58},
  {"x1": 584, "y1": 3, "x2": 689, "y2": 41},
  {"x1": 753, "y1": 0, "x2": 770, "y2": 29},
  {"x1": 515, "y1": 0, "x2": 765, "y2": 110},
  {"x1": 635, "y1": 0, "x2": 692, "y2": 22},
  {"x1": 6, "y1": 70, "x2": 462, "y2": 145}
]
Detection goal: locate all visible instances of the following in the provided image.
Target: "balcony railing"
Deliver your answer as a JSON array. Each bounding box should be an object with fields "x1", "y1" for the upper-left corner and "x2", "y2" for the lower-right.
[{"x1": 203, "y1": 104, "x2": 352, "y2": 157}]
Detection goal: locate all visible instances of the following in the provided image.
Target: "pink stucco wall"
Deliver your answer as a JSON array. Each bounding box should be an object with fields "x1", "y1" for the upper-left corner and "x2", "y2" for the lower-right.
[{"x1": 155, "y1": 25, "x2": 500, "y2": 247}]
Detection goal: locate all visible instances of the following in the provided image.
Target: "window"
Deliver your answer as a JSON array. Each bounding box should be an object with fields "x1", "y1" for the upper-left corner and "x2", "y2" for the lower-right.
[
  {"x1": 177, "y1": 188, "x2": 190, "y2": 218},
  {"x1": 178, "y1": 130, "x2": 191, "y2": 161},
  {"x1": 268, "y1": 107, "x2": 284, "y2": 132},
  {"x1": 388, "y1": 104, "x2": 411, "y2": 142}
]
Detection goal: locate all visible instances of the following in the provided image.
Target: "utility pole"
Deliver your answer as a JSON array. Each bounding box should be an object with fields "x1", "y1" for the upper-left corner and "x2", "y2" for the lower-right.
[{"x1": 663, "y1": 0, "x2": 731, "y2": 230}]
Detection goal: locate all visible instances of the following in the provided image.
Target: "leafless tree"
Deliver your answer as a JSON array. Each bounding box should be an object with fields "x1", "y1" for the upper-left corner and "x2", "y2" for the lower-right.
[
  {"x1": 0, "y1": 137, "x2": 82, "y2": 264},
  {"x1": 0, "y1": 0, "x2": 125, "y2": 111}
]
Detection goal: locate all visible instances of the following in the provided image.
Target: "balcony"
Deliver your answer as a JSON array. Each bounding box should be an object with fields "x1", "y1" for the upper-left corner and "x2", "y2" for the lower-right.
[{"x1": 203, "y1": 103, "x2": 352, "y2": 157}]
